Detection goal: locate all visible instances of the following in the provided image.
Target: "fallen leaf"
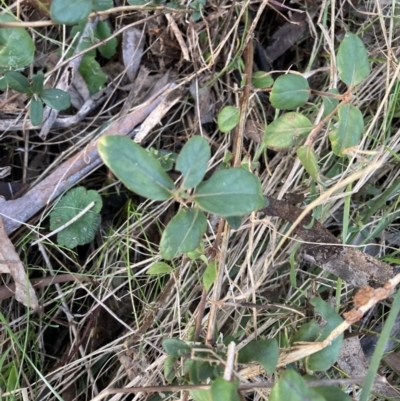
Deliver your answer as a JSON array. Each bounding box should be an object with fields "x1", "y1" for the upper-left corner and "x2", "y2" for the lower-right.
[
  {"x1": 0, "y1": 217, "x2": 40, "y2": 311},
  {"x1": 122, "y1": 27, "x2": 145, "y2": 82}
]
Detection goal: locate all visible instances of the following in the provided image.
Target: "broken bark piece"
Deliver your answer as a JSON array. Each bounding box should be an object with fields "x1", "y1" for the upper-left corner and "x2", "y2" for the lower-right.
[{"x1": 260, "y1": 197, "x2": 393, "y2": 287}]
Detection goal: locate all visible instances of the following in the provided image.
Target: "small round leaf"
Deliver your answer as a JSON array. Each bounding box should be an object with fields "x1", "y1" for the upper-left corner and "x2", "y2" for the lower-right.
[
  {"x1": 0, "y1": 14, "x2": 35, "y2": 71},
  {"x1": 217, "y1": 106, "x2": 240, "y2": 133},
  {"x1": 176, "y1": 136, "x2": 211, "y2": 190},
  {"x1": 160, "y1": 208, "x2": 207, "y2": 260},
  {"x1": 98, "y1": 135, "x2": 175, "y2": 201},
  {"x1": 147, "y1": 262, "x2": 173, "y2": 275},
  {"x1": 93, "y1": 0, "x2": 113, "y2": 11},
  {"x1": 263, "y1": 112, "x2": 313, "y2": 149},
  {"x1": 162, "y1": 338, "x2": 191, "y2": 357},
  {"x1": 194, "y1": 168, "x2": 265, "y2": 216},
  {"x1": 79, "y1": 55, "x2": 108, "y2": 95},
  {"x1": 50, "y1": 0, "x2": 92, "y2": 25},
  {"x1": 4, "y1": 71, "x2": 31, "y2": 93},
  {"x1": 297, "y1": 145, "x2": 319, "y2": 180},
  {"x1": 203, "y1": 261, "x2": 217, "y2": 291},
  {"x1": 238, "y1": 339, "x2": 279, "y2": 375},
  {"x1": 211, "y1": 378, "x2": 241, "y2": 401},
  {"x1": 328, "y1": 104, "x2": 364, "y2": 156},
  {"x1": 337, "y1": 33, "x2": 370, "y2": 87},
  {"x1": 322, "y1": 89, "x2": 339, "y2": 118},
  {"x1": 270, "y1": 370, "x2": 325, "y2": 401},
  {"x1": 96, "y1": 20, "x2": 117, "y2": 59},
  {"x1": 41, "y1": 88, "x2": 71, "y2": 110},
  {"x1": 50, "y1": 187, "x2": 102, "y2": 249},
  {"x1": 30, "y1": 98, "x2": 44, "y2": 126},
  {"x1": 252, "y1": 71, "x2": 274, "y2": 89},
  {"x1": 31, "y1": 72, "x2": 44, "y2": 95},
  {"x1": 270, "y1": 74, "x2": 310, "y2": 110}
]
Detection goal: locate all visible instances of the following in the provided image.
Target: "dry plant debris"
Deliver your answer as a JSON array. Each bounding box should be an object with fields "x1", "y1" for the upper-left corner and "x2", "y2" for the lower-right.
[{"x1": 1, "y1": 1, "x2": 400, "y2": 400}]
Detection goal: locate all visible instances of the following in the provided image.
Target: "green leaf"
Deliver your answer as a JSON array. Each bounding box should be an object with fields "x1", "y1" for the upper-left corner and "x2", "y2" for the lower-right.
[
  {"x1": 337, "y1": 33, "x2": 370, "y2": 86},
  {"x1": 98, "y1": 135, "x2": 175, "y2": 201},
  {"x1": 41, "y1": 88, "x2": 71, "y2": 110},
  {"x1": 211, "y1": 378, "x2": 241, "y2": 401},
  {"x1": 176, "y1": 136, "x2": 211, "y2": 190},
  {"x1": 50, "y1": 0, "x2": 92, "y2": 25},
  {"x1": 328, "y1": 104, "x2": 364, "y2": 156},
  {"x1": 0, "y1": 76, "x2": 6, "y2": 90},
  {"x1": 7, "y1": 363, "x2": 18, "y2": 393},
  {"x1": 270, "y1": 74, "x2": 310, "y2": 110},
  {"x1": 203, "y1": 261, "x2": 217, "y2": 291},
  {"x1": 0, "y1": 14, "x2": 35, "y2": 71},
  {"x1": 217, "y1": 106, "x2": 240, "y2": 133},
  {"x1": 148, "y1": 148, "x2": 178, "y2": 172},
  {"x1": 30, "y1": 98, "x2": 44, "y2": 126},
  {"x1": 50, "y1": 187, "x2": 102, "y2": 249},
  {"x1": 190, "y1": 0, "x2": 205, "y2": 21},
  {"x1": 147, "y1": 262, "x2": 173, "y2": 275},
  {"x1": 96, "y1": 20, "x2": 117, "y2": 59},
  {"x1": 294, "y1": 298, "x2": 343, "y2": 371},
  {"x1": 226, "y1": 216, "x2": 242, "y2": 229},
  {"x1": 79, "y1": 54, "x2": 107, "y2": 95},
  {"x1": 194, "y1": 168, "x2": 265, "y2": 217},
  {"x1": 263, "y1": 112, "x2": 313, "y2": 149},
  {"x1": 93, "y1": 0, "x2": 113, "y2": 11},
  {"x1": 162, "y1": 338, "x2": 191, "y2": 357},
  {"x1": 189, "y1": 360, "x2": 221, "y2": 384},
  {"x1": 252, "y1": 71, "x2": 274, "y2": 89},
  {"x1": 186, "y1": 241, "x2": 205, "y2": 259},
  {"x1": 270, "y1": 370, "x2": 325, "y2": 401},
  {"x1": 4, "y1": 70, "x2": 31, "y2": 93},
  {"x1": 322, "y1": 89, "x2": 339, "y2": 118},
  {"x1": 297, "y1": 146, "x2": 319, "y2": 180},
  {"x1": 313, "y1": 386, "x2": 352, "y2": 401},
  {"x1": 190, "y1": 389, "x2": 212, "y2": 401},
  {"x1": 160, "y1": 209, "x2": 207, "y2": 260},
  {"x1": 238, "y1": 339, "x2": 279, "y2": 375},
  {"x1": 164, "y1": 355, "x2": 176, "y2": 383},
  {"x1": 31, "y1": 72, "x2": 44, "y2": 95}
]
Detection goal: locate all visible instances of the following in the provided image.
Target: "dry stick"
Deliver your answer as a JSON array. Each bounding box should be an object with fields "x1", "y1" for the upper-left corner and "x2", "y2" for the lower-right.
[
  {"x1": 0, "y1": 86, "x2": 113, "y2": 131},
  {"x1": 0, "y1": 5, "x2": 192, "y2": 28},
  {"x1": 0, "y1": 83, "x2": 178, "y2": 236},
  {"x1": 0, "y1": 274, "x2": 92, "y2": 301},
  {"x1": 277, "y1": 273, "x2": 400, "y2": 368}
]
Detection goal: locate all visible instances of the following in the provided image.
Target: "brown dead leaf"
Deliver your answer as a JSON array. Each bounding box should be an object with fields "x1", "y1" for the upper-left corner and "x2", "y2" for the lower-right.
[
  {"x1": 122, "y1": 27, "x2": 146, "y2": 82},
  {"x1": 0, "y1": 217, "x2": 39, "y2": 311},
  {"x1": 244, "y1": 119, "x2": 263, "y2": 143}
]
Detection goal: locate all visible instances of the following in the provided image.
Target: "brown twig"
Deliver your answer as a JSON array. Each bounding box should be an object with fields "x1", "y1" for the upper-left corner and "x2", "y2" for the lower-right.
[{"x1": 0, "y1": 274, "x2": 93, "y2": 301}]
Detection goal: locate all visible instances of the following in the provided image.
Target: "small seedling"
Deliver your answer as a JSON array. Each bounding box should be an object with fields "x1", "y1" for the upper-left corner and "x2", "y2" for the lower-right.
[
  {"x1": 4, "y1": 70, "x2": 71, "y2": 126},
  {"x1": 98, "y1": 135, "x2": 266, "y2": 260},
  {"x1": 49, "y1": 186, "x2": 102, "y2": 249}
]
